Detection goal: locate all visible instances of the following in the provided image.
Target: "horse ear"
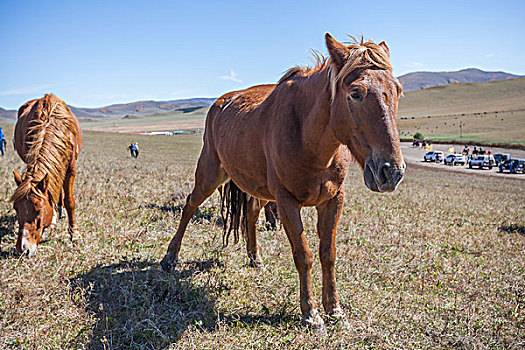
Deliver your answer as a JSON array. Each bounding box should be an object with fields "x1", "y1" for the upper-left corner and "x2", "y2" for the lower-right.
[
  {"x1": 325, "y1": 33, "x2": 349, "y2": 70},
  {"x1": 379, "y1": 41, "x2": 390, "y2": 57},
  {"x1": 13, "y1": 171, "x2": 22, "y2": 186},
  {"x1": 37, "y1": 174, "x2": 49, "y2": 193}
]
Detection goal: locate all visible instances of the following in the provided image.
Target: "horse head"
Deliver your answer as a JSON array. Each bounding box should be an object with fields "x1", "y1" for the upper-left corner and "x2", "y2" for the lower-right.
[
  {"x1": 12, "y1": 171, "x2": 54, "y2": 256},
  {"x1": 326, "y1": 33, "x2": 405, "y2": 192}
]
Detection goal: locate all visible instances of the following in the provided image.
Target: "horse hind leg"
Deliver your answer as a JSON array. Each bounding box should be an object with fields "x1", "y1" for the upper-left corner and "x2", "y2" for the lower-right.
[
  {"x1": 264, "y1": 202, "x2": 279, "y2": 230},
  {"x1": 161, "y1": 145, "x2": 228, "y2": 271},
  {"x1": 245, "y1": 197, "x2": 267, "y2": 268}
]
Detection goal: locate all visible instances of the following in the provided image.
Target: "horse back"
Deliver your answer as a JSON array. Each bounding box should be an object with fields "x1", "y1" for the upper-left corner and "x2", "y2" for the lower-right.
[{"x1": 15, "y1": 94, "x2": 82, "y2": 166}]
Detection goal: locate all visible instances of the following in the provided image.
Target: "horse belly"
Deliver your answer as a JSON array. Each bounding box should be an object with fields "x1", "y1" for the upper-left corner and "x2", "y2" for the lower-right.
[
  {"x1": 219, "y1": 149, "x2": 272, "y2": 199},
  {"x1": 214, "y1": 127, "x2": 271, "y2": 199}
]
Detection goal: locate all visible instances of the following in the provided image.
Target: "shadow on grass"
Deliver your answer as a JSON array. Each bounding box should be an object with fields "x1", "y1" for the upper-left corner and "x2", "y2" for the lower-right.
[
  {"x1": 499, "y1": 224, "x2": 525, "y2": 236},
  {"x1": 145, "y1": 201, "x2": 224, "y2": 226},
  {"x1": 0, "y1": 214, "x2": 16, "y2": 259},
  {"x1": 70, "y1": 259, "x2": 224, "y2": 349},
  {"x1": 217, "y1": 311, "x2": 300, "y2": 329}
]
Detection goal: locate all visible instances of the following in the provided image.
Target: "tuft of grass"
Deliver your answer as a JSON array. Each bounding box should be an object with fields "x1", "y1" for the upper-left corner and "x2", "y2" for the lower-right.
[{"x1": 0, "y1": 127, "x2": 523, "y2": 349}]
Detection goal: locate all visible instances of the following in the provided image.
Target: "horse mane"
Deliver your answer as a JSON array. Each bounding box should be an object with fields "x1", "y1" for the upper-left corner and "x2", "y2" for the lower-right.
[
  {"x1": 10, "y1": 94, "x2": 78, "y2": 205},
  {"x1": 278, "y1": 37, "x2": 392, "y2": 100},
  {"x1": 278, "y1": 49, "x2": 328, "y2": 84}
]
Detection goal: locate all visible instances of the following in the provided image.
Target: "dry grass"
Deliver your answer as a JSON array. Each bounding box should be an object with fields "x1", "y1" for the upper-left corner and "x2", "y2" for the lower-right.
[
  {"x1": 0, "y1": 128, "x2": 524, "y2": 349},
  {"x1": 80, "y1": 111, "x2": 208, "y2": 134}
]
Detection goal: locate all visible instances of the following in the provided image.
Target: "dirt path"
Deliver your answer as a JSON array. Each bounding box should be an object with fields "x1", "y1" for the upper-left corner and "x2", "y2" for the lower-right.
[{"x1": 401, "y1": 142, "x2": 525, "y2": 180}]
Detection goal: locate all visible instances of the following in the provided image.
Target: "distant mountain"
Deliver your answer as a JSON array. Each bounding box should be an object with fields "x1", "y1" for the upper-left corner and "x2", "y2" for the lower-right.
[
  {"x1": 0, "y1": 107, "x2": 17, "y2": 120},
  {"x1": 0, "y1": 97, "x2": 217, "y2": 121},
  {"x1": 69, "y1": 97, "x2": 216, "y2": 119},
  {"x1": 398, "y1": 68, "x2": 524, "y2": 92}
]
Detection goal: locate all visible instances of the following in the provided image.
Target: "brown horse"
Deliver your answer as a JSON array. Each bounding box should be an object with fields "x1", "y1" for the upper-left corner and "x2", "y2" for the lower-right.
[
  {"x1": 11, "y1": 94, "x2": 82, "y2": 256},
  {"x1": 161, "y1": 33, "x2": 405, "y2": 330}
]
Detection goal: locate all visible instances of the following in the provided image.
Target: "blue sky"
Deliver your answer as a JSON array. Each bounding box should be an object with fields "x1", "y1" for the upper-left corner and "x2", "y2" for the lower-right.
[{"x1": 1, "y1": 0, "x2": 524, "y2": 109}]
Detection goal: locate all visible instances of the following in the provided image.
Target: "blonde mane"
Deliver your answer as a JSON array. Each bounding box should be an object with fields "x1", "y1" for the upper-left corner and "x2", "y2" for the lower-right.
[
  {"x1": 10, "y1": 94, "x2": 78, "y2": 205},
  {"x1": 278, "y1": 37, "x2": 392, "y2": 100},
  {"x1": 329, "y1": 37, "x2": 392, "y2": 100},
  {"x1": 278, "y1": 49, "x2": 329, "y2": 84}
]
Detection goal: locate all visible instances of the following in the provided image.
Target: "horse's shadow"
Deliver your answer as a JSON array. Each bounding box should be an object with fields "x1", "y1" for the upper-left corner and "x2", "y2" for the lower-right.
[
  {"x1": 0, "y1": 214, "x2": 16, "y2": 259},
  {"x1": 69, "y1": 259, "x2": 223, "y2": 349},
  {"x1": 145, "y1": 201, "x2": 224, "y2": 226},
  {"x1": 499, "y1": 224, "x2": 525, "y2": 236},
  {"x1": 71, "y1": 258, "x2": 301, "y2": 349}
]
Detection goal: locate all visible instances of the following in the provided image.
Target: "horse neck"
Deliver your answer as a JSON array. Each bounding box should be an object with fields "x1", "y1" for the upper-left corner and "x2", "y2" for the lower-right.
[{"x1": 293, "y1": 68, "x2": 342, "y2": 167}]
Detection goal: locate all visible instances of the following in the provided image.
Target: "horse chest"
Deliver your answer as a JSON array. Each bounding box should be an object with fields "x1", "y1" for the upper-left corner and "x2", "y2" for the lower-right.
[
  {"x1": 299, "y1": 177, "x2": 344, "y2": 206},
  {"x1": 277, "y1": 166, "x2": 346, "y2": 206},
  {"x1": 274, "y1": 149, "x2": 350, "y2": 206}
]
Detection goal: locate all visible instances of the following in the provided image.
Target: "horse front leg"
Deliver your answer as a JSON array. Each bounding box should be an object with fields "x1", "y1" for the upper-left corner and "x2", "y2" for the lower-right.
[
  {"x1": 276, "y1": 189, "x2": 325, "y2": 332},
  {"x1": 316, "y1": 189, "x2": 349, "y2": 327},
  {"x1": 161, "y1": 144, "x2": 228, "y2": 272},
  {"x1": 63, "y1": 166, "x2": 80, "y2": 241}
]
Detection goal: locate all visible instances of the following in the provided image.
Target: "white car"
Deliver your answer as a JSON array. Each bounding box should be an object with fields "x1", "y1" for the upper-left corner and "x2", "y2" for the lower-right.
[
  {"x1": 444, "y1": 154, "x2": 466, "y2": 166},
  {"x1": 424, "y1": 151, "x2": 444, "y2": 162},
  {"x1": 469, "y1": 155, "x2": 496, "y2": 169}
]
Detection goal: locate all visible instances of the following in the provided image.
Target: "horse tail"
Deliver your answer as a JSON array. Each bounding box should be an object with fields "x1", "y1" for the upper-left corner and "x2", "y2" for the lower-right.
[{"x1": 219, "y1": 180, "x2": 248, "y2": 246}]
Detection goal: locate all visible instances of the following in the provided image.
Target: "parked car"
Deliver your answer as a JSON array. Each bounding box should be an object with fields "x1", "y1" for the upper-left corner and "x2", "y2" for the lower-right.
[
  {"x1": 469, "y1": 154, "x2": 495, "y2": 169},
  {"x1": 424, "y1": 151, "x2": 444, "y2": 162},
  {"x1": 493, "y1": 153, "x2": 511, "y2": 166},
  {"x1": 444, "y1": 154, "x2": 466, "y2": 166},
  {"x1": 499, "y1": 159, "x2": 525, "y2": 174}
]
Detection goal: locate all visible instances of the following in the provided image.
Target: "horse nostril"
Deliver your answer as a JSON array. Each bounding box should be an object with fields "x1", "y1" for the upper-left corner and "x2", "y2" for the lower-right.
[{"x1": 378, "y1": 162, "x2": 391, "y2": 184}]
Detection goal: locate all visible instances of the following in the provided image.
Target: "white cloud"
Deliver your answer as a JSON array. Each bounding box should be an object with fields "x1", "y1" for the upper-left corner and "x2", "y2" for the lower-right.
[
  {"x1": 407, "y1": 62, "x2": 424, "y2": 69},
  {"x1": 486, "y1": 53, "x2": 495, "y2": 58},
  {"x1": 219, "y1": 69, "x2": 242, "y2": 83},
  {"x1": 0, "y1": 84, "x2": 53, "y2": 96}
]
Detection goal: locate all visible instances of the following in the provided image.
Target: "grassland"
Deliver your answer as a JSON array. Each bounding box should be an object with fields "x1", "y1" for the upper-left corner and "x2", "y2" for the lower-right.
[
  {"x1": 398, "y1": 78, "x2": 525, "y2": 144},
  {"x1": 80, "y1": 110, "x2": 208, "y2": 134},
  {"x1": 0, "y1": 126, "x2": 523, "y2": 349}
]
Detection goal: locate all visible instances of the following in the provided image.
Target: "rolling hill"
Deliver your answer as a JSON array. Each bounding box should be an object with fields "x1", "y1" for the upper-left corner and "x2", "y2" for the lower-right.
[
  {"x1": 0, "y1": 107, "x2": 17, "y2": 121},
  {"x1": 0, "y1": 98, "x2": 216, "y2": 121},
  {"x1": 69, "y1": 97, "x2": 216, "y2": 119},
  {"x1": 397, "y1": 78, "x2": 525, "y2": 143},
  {"x1": 398, "y1": 68, "x2": 524, "y2": 92}
]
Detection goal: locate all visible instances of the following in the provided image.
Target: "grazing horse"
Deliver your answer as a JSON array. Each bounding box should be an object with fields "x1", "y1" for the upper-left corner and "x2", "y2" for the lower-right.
[
  {"x1": 11, "y1": 94, "x2": 82, "y2": 256},
  {"x1": 161, "y1": 33, "x2": 405, "y2": 330}
]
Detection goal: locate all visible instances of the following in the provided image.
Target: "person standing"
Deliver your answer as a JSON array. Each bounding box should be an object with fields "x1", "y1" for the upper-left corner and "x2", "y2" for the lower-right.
[
  {"x1": 128, "y1": 142, "x2": 139, "y2": 158},
  {"x1": 0, "y1": 125, "x2": 6, "y2": 156}
]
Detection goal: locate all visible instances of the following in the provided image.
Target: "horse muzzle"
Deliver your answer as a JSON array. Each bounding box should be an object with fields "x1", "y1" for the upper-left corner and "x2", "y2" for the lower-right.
[
  {"x1": 16, "y1": 229, "x2": 38, "y2": 257},
  {"x1": 364, "y1": 158, "x2": 405, "y2": 193}
]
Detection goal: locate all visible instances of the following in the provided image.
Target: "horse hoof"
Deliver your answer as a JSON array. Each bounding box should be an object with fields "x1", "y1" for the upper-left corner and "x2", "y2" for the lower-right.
[
  {"x1": 328, "y1": 308, "x2": 350, "y2": 330},
  {"x1": 68, "y1": 227, "x2": 82, "y2": 243},
  {"x1": 303, "y1": 309, "x2": 326, "y2": 335},
  {"x1": 248, "y1": 255, "x2": 264, "y2": 269},
  {"x1": 160, "y1": 253, "x2": 178, "y2": 272}
]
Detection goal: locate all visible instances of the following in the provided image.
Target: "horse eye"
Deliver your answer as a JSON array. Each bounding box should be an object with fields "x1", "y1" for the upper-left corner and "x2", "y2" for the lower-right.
[{"x1": 349, "y1": 89, "x2": 362, "y2": 101}]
